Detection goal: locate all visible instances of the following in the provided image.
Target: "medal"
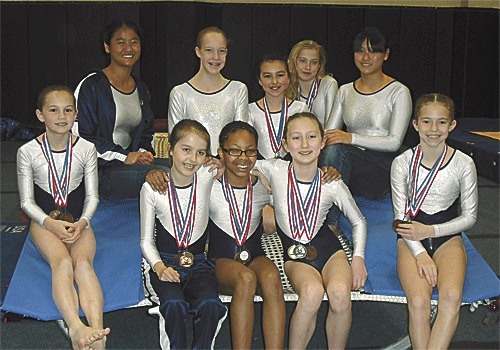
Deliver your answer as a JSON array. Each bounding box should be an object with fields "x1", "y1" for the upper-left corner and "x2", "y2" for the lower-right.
[
  {"x1": 173, "y1": 250, "x2": 194, "y2": 268},
  {"x1": 288, "y1": 244, "x2": 307, "y2": 260},
  {"x1": 263, "y1": 97, "x2": 289, "y2": 156},
  {"x1": 166, "y1": 173, "x2": 197, "y2": 263},
  {"x1": 40, "y1": 133, "x2": 73, "y2": 218},
  {"x1": 305, "y1": 245, "x2": 317, "y2": 260},
  {"x1": 58, "y1": 212, "x2": 74, "y2": 223},
  {"x1": 392, "y1": 215, "x2": 412, "y2": 232},
  {"x1": 234, "y1": 249, "x2": 251, "y2": 264},
  {"x1": 221, "y1": 174, "x2": 253, "y2": 261},
  {"x1": 49, "y1": 209, "x2": 61, "y2": 220}
]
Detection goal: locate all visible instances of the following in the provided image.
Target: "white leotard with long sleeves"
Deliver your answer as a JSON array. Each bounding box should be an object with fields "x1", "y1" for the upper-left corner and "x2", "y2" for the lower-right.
[
  {"x1": 298, "y1": 75, "x2": 338, "y2": 126},
  {"x1": 391, "y1": 148, "x2": 478, "y2": 257},
  {"x1": 325, "y1": 81, "x2": 412, "y2": 152}
]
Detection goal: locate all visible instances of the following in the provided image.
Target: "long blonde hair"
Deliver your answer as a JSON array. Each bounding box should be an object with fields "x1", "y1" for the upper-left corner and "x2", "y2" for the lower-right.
[{"x1": 287, "y1": 40, "x2": 327, "y2": 100}]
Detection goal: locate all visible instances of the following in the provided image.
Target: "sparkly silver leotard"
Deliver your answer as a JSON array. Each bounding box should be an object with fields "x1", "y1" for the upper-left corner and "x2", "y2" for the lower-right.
[
  {"x1": 298, "y1": 75, "x2": 338, "y2": 127},
  {"x1": 391, "y1": 148, "x2": 478, "y2": 257},
  {"x1": 17, "y1": 137, "x2": 99, "y2": 227},
  {"x1": 325, "y1": 81, "x2": 412, "y2": 152},
  {"x1": 168, "y1": 80, "x2": 249, "y2": 155},
  {"x1": 248, "y1": 100, "x2": 308, "y2": 159},
  {"x1": 255, "y1": 159, "x2": 367, "y2": 258}
]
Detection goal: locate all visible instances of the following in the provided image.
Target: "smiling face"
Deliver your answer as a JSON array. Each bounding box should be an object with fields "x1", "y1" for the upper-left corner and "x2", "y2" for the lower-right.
[
  {"x1": 218, "y1": 129, "x2": 258, "y2": 186},
  {"x1": 282, "y1": 116, "x2": 325, "y2": 168},
  {"x1": 105, "y1": 26, "x2": 141, "y2": 68},
  {"x1": 170, "y1": 133, "x2": 208, "y2": 186},
  {"x1": 195, "y1": 32, "x2": 227, "y2": 75},
  {"x1": 36, "y1": 90, "x2": 77, "y2": 137},
  {"x1": 296, "y1": 48, "x2": 320, "y2": 83},
  {"x1": 258, "y1": 60, "x2": 290, "y2": 99},
  {"x1": 354, "y1": 39, "x2": 388, "y2": 76},
  {"x1": 413, "y1": 102, "x2": 456, "y2": 149}
]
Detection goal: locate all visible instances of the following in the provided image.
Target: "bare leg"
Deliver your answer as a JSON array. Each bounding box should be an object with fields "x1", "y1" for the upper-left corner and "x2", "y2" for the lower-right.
[
  {"x1": 250, "y1": 256, "x2": 286, "y2": 349},
  {"x1": 427, "y1": 237, "x2": 466, "y2": 349},
  {"x1": 262, "y1": 205, "x2": 276, "y2": 234},
  {"x1": 69, "y1": 227, "x2": 108, "y2": 349},
  {"x1": 215, "y1": 258, "x2": 257, "y2": 349},
  {"x1": 397, "y1": 240, "x2": 433, "y2": 349},
  {"x1": 30, "y1": 222, "x2": 108, "y2": 350},
  {"x1": 321, "y1": 250, "x2": 352, "y2": 350},
  {"x1": 285, "y1": 261, "x2": 324, "y2": 350}
]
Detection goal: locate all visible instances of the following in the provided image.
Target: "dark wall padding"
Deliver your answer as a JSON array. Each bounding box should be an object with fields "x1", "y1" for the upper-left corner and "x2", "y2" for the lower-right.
[{"x1": 1, "y1": 3, "x2": 498, "y2": 133}]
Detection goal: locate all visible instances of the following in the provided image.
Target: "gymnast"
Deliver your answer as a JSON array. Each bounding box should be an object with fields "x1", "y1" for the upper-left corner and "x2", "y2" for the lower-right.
[
  {"x1": 321, "y1": 27, "x2": 412, "y2": 235},
  {"x1": 208, "y1": 121, "x2": 286, "y2": 349},
  {"x1": 248, "y1": 54, "x2": 308, "y2": 233},
  {"x1": 391, "y1": 93, "x2": 478, "y2": 349},
  {"x1": 288, "y1": 39, "x2": 339, "y2": 127},
  {"x1": 254, "y1": 112, "x2": 367, "y2": 349},
  {"x1": 73, "y1": 19, "x2": 167, "y2": 199},
  {"x1": 17, "y1": 85, "x2": 110, "y2": 349},
  {"x1": 140, "y1": 120, "x2": 227, "y2": 349},
  {"x1": 168, "y1": 26, "x2": 249, "y2": 156}
]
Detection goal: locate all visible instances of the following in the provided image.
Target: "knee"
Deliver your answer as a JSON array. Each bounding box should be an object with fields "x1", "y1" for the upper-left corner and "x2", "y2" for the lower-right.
[
  {"x1": 197, "y1": 298, "x2": 227, "y2": 319},
  {"x1": 160, "y1": 299, "x2": 189, "y2": 319},
  {"x1": 234, "y1": 269, "x2": 257, "y2": 295},
  {"x1": 438, "y1": 287, "x2": 462, "y2": 313},
  {"x1": 326, "y1": 282, "x2": 351, "y2": 312},
  {"x1": 50, "y1": 255, "x2": 74, "y2": 275},
  {"x1": 72, "y1": 255, "x2": 94, "y2": 276},
  {"x1": 407, "y1": 294, "x2": 431, "y2": 318},
  {"x1": 297, "y1": 284, "x2": 325, "y2": 311},
  {"x1": 260, "y1": 270, "x2": 284, "y2": 299}
]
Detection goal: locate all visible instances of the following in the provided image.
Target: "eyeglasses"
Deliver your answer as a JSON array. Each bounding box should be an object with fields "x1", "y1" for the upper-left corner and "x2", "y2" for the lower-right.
[{"x1": 222, "y1": 148, "x2": 259, "y2": 157}]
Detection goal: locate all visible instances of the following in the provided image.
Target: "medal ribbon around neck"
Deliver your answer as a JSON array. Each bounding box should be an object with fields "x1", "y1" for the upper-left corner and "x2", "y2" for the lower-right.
[
  {"x1": 221, "y1": 173, "x2": 253, "y2": 247},
  {"x1": 287, "y1": 163, "x2": 321, "y2": 242},
  {"x1": 166, "y1": 173, "x2": 197, "y2": 249},
  {"x1": 39, "y1": 133, "x2": 73, "y2": 208},
  {"x1": 263, "y1": 97, "x2": 288, "y2": 155},
  {"x1": 299, "y1": 78, "x2": 319, "y2": 112},
  {"x1": 405, "y1": 144, "x2": 448, "y2": 218}
]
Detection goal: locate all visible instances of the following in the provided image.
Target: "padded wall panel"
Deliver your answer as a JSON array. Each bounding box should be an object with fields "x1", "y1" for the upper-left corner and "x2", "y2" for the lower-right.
[
  {"x1": 451, "y1": 9, "x2": 468, "y2": 119},
  {"x1": 27, "y1": 4, "x2": 68, "y2": 126},
  {"x1": 1, "y1": 4, "x2": 30, "y2": 125},
  {"x1": 327, "y1": 6, "x2": 364, "y2": 85},
  {"x1": 66, "y1": 3, "x2": 106, "y2": 90},
  {"x1": 433, "y1": 9, "x2": 454, "y2": 96},
  {"x1": 220, "y1": 5, "x2": 254, "y2": 99},
  {"x1": 290, "y1": 6, "x2": 328, "y2": 48},
  {"x1": 463, "y1": 9, "x2": 499, "y2": 118}
]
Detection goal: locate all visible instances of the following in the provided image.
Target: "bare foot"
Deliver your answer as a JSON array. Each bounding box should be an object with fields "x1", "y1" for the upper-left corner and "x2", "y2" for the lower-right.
[{"x1": 71, "y1": 326, "x2": 110, "y2": 350}]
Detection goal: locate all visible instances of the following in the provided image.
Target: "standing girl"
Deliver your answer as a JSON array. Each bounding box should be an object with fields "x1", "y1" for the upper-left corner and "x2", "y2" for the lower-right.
[
  {"x1": 254, "y1": 112, "x2": 367, "y2": 349},
  {"x1": 168, "y1": 26, "x2": 249, "y2": 156},
  {"x1": 322, "y1": 27, "x2": 412, "y2": 232},
  {"x1": 74, "y1": 20, "x2": 167, "y2": 199},
  {"x1": 288, "y1": 40, "x2": 338, "y2": 127},
  {"x1": 140, "y1": 119, "x2": 227, "y2": 350},
  {"x1": 391, "y1": 93, "x2": 477, "y2": 349},
  {"x1": 17, "y1": 85, "x2": 109, "y2": 349},
  {"x1": 208, "y1": 121, "x2": 286, "y2": 349}
]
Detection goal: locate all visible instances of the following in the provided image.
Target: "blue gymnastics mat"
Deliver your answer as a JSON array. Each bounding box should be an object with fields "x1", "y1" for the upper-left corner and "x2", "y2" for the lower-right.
[
  {"x1": 1, "y1": 198, "x2": 145, "y2": 321},
  {"x1": 339, "y1": 197, "x2": 500, "y2": 303}
]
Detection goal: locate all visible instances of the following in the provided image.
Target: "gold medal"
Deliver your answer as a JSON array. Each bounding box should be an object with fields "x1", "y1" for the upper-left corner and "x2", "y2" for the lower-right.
[
  {"x1": 49, "y1": 210, "x2": 61, "y2": 220},
  {"x1": 173, "y1": 251, "x2": 194, "y2": 268},
  {"x1": 59, "y1": 212, "x2": 74, "y2": 223},
  {"x1": 392, "y1": 217, "x2": 412, "y2": 232}
]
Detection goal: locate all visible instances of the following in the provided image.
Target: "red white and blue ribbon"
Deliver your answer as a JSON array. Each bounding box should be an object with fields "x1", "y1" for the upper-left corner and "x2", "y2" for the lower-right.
[
  {"x1": 263, "y1": 97, "x2": 288, "y2": 155},
  {"x1": 39, "y1": 133, "x2": 73, "y2": 208},
  {"x1": 221, "y1": 174, "x2": 253, "y2": 247},
  {"x1": 405, "y1": 145, "x2": 448, "y2": 218},
  {"x1": 287, "y1": 163, "x2": 321, "y2": 242},
  {"x1": 166, "y1": 173, "x2": 197, "y2": 249},
  {"x1": 299, "y1": 78, "x2": 319, "y2": 112}
]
